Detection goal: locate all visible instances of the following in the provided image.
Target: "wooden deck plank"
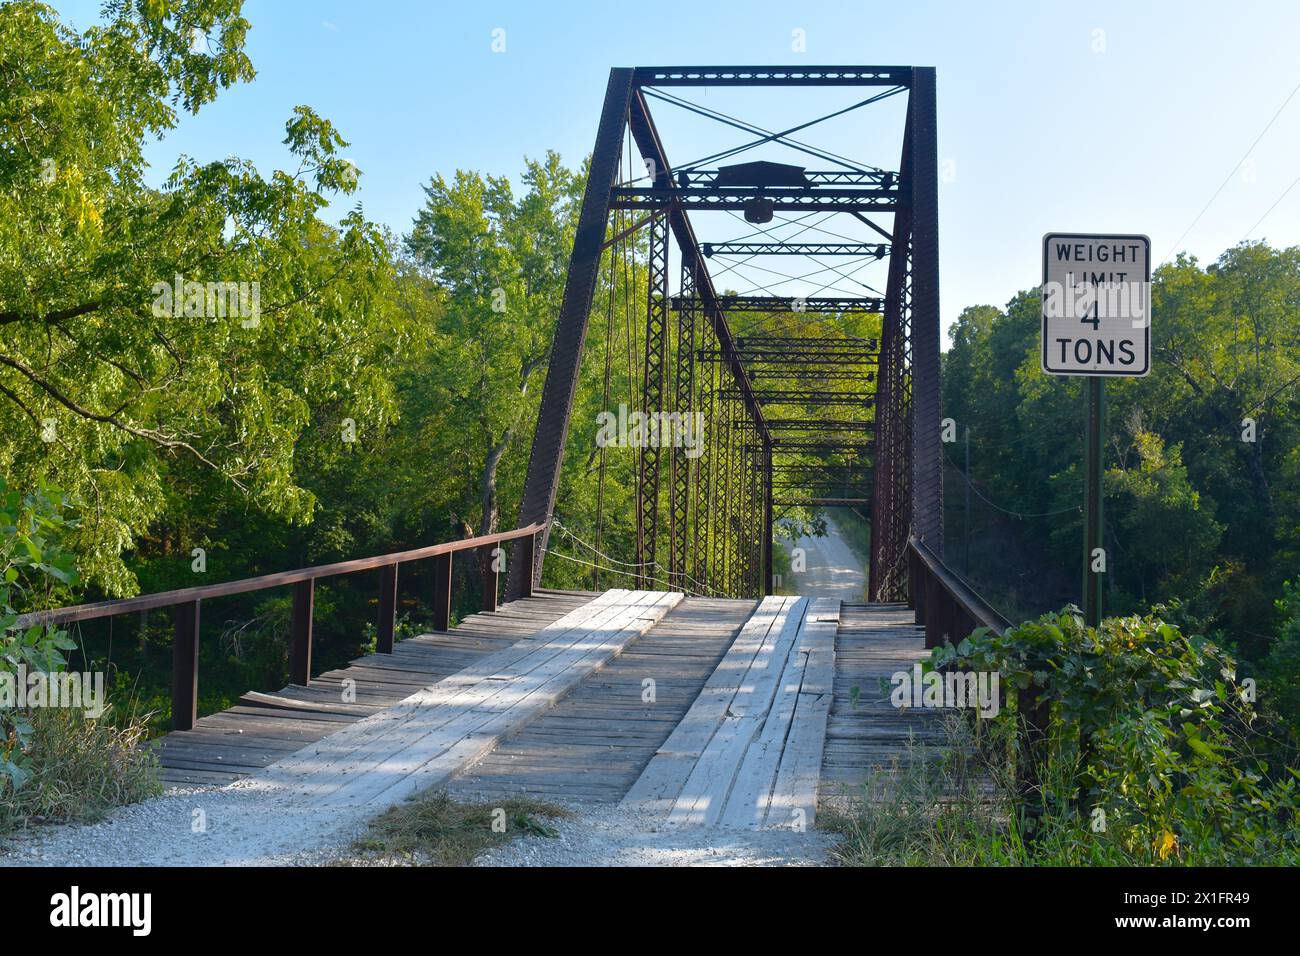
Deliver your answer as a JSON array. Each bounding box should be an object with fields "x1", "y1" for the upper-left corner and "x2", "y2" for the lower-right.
[
  {"x1": 450, "y1": 596, "x2": 755, "y2": 804},
  {"x1": 244, "y1": 591, "x2": 682, "y2": 808},
  {"x1": 818, "y1": 603, "x2": 939, "y2": 802},
  {"x1": 156, "y1": 589, "x2": 598, "y2": 784},
  {"x1": 667, "y1": 597, "x2": 806, "y2": 826},
  {"x1": 621, "y1": 596, "x2": 791, "y2": 811}
]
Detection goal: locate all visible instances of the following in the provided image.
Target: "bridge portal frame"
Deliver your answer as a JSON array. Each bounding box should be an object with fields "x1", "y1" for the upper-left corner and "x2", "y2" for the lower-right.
[{"x1": 506, "y1": 66, "x2": 942, "y2": 603}]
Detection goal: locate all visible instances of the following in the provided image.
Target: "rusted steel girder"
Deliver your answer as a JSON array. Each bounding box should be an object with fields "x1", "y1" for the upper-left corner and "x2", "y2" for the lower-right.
[{"x1": 505, "y1": 69, "x2": 635, "y2": 601}]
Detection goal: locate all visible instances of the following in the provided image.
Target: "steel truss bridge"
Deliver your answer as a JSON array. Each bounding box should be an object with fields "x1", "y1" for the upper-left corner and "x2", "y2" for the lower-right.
[{"x1": 506, "y1": 65, "x2": 944, "y2": 603}]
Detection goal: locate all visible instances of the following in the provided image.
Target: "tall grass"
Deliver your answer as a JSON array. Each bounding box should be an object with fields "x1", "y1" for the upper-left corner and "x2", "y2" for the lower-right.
[
  {"x1": 0, "y1": 704, "x2": 162, "y2": 836},
  {"x1": 823, "y1": 712, "x2": 1300, "y2": 866}
]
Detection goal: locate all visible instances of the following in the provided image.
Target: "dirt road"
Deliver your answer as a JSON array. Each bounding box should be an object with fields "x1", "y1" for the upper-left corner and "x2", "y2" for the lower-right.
[{"x1": 786, "y1": 513, "x2": 866, "y2": 602}]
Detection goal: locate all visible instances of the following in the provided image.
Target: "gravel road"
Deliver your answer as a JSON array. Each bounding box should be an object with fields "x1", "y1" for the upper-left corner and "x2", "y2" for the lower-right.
[
  {"x1": 0, "y1": 787, "x2": 833, "y2": 867},
  {"x1": 0, "y1": 780, "x2": 381, "y2": 867},
  {"x1": 788, "y1": 512, "x2": 867, "y2": 601},
  {"x1": 472, "y1": 801, "x2": 833, "y2": 867}
]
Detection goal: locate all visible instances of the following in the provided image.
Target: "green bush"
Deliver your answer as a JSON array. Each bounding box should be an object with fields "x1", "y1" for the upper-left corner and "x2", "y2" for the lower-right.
[
  {"x1": 926, "y1": 609, "x2": 1300, "y2": 864},
  {"x1": 1, "y1": 480, "x2": 160, "y2": 833},
  {"x1": 1, "y1": 481, "x2": 81, "y2": 787},
  {"x1": 1260, "y1": 580, "x2": 1300, "y2": 746}
]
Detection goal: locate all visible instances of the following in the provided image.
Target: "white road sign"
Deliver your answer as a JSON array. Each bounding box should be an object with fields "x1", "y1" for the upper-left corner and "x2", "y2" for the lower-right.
[{"x1": 1041, "y1": 233, "x2": 1150, "y2": 376}]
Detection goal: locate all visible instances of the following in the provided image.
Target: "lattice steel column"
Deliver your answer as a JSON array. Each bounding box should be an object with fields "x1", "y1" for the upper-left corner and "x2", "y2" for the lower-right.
[
  {"x1": 712, "y1": 390, "x2": 732, "y2": 594},
  {"x1": 668, "y1": 259, "x2": 698, "y2": 591},
  {"x1": 870, "y1": 109, "x2": 915, "y2": 602},
  {"x1": 763, "y1": 438, "x2": 774, "y2": 596},
  {"x1": 692, "y1": 315, "x2": 717, "y2": 591},
  {"x1": 636, "y1": 209, "x2": 670, "y2": 588}
]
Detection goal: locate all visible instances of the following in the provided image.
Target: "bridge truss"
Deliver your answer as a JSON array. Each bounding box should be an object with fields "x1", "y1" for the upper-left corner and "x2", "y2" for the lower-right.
[{"x1": 505, "y1": 66, "x2": 943, "y2": 603}]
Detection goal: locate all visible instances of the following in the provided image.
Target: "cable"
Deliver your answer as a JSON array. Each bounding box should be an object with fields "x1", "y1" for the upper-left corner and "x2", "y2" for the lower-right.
[
  {"x1": 1162, "y1": 74, "x2": 1300, "y2": 263},
  {"x1": 640, "y1": 87, "x2": 902, "y2": 176},
  {"x1": 944, "y1": 449, "x2": 1081, "y2": 519},
  {"x1": 551, "y1": 518, "x2": 727, "y2": 598},
  {"x1": 1240, "y1": 170, "x2": 1300, "y2": 240}
]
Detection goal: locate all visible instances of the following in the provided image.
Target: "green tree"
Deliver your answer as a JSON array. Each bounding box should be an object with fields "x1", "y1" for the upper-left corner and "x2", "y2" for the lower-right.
[
  {"x1": 0, "y1": 1, "x2": 403, "y2": 594},
  {"x1": 404, "y1": 153, "x2": 581, "y2": 536}
]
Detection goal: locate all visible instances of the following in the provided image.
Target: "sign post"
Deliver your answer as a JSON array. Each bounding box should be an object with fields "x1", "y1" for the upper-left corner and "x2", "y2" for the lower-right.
[
  {"x1": 1041, "y1": 233, "x2": 1150, "y2": 627},
  {"x1": 1083, "y1": 378, "x2": 1104, "y2": 626}
]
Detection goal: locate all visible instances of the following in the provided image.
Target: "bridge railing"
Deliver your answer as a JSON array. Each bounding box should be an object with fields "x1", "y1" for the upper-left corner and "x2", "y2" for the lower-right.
[
  {"x1": 16, "y1": 523, "x2": 546, "y2": 731},
  {"x1": 907, "y1": 534, "x2": 1010, "y2": 647}
]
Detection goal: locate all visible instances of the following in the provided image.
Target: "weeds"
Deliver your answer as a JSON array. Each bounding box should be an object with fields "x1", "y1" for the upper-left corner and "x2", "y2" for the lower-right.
[
  {"x1": 349, "y1": 790, "x2": 569, "y2": 866},
  {"x1": 0, "y1": 704, "x2": 162, "y2": 836}
]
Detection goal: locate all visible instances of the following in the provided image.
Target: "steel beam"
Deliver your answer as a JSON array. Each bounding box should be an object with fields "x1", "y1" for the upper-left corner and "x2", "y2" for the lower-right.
[
  {"x1": 909, "y1": 67, "x2": 944, "y2": 555},
  {"x1": 632, "y1": 66, "x2": 914, "y2": 87},
  {"x1": 636, "y1": 211, "x2": 670, "y2": 588},
  {"x1": 506, "y1": 68, "x2": 636, "y2": 601},
  {"x1": 668, "y1": 254, "x2": 698, "y2": 590},
  {"x1": 611, "y1": 189, "x2": 897, "y2": 212},
  {"x1": 674, "y1": 296, "x2": 884, "y2": 313},
  {"x1": 869, "y1": 86, "x2": 917, "y2": 601},
  {"x1": 683, "y1": 170, "x2": 897, "y2": 187},
  {"x1": 763, "y1": 440, "x2": 774, "y2": 596},
  {"x1": 705, "y1": 241, "x2": 889, "y2": 258}
]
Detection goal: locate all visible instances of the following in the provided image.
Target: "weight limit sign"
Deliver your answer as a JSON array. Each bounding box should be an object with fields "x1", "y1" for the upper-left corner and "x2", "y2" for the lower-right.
[{"x1": 1041, "y1": 233, "x2": 1151, "y2": 377}]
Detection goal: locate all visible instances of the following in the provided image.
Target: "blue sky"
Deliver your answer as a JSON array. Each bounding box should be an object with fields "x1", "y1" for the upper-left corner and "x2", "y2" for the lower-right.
[{"x1": 53, "y1": 0, "x2": 1300, "y2": 340}]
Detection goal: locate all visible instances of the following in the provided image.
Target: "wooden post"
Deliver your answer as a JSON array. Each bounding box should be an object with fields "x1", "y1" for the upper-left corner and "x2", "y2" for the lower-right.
[
  {"x1": 907, "y1": 547, "x2": 920, "y2": 614},
  {"x1": 432, "y1": 552, "x2": 453, "y2": 631},
  {"x1": 481, "y1": 547, "x2": 498, "y2": 613},
  {"x1": 171, "y1": 600, "x2": 201, "y2": 731},
  {"x1": 377, "y1": 563, "x2": 398, "y2": 654},
  {"x1": 290, "y1": 579, "x2": 314, "y2": 685}
]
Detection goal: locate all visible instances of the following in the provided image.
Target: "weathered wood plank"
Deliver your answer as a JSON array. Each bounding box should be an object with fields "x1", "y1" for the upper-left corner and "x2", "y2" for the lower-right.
[
  {"x1": 621, "y1": 595, "x2": 790, "y2": 811},
  {"x1": 156, "y1": 590, "x2": 598, "y2": 783},
  {"x1": 667, "y1": 597, "x2": 806, "y2": 826}
]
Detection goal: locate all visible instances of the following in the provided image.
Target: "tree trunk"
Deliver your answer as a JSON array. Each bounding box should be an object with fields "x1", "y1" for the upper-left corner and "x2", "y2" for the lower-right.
[{"x1": 479, "y1": 433, "x2": 510, "y2": 536}]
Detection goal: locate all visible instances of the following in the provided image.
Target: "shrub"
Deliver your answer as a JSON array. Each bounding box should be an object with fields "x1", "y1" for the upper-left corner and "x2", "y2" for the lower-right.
[
  {"x1": 920, "y1": 608, "x2": 1300, "y2": 864},
  {"x1": 1, "y1": 480, "x2": 161, "y2": 834},
  {"x1": 0, "y1": 705, "x2": 162, "y2": 835},
  {"x1": 1, "y1": 481, "x2": 81, "y2": 787}
]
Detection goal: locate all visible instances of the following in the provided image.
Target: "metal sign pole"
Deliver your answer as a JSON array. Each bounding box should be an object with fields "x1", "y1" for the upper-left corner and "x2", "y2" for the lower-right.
[{"x1": 1083, "y1": 377, "x2": 1105, "y2": 627}]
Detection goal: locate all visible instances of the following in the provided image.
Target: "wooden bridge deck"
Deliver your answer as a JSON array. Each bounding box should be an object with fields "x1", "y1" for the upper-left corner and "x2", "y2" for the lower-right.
[
  {"x1": 819, "y1": 602, "x2": 942, "y2": 797},
  {"x1": 449, "y1": 596, "x2": 755, "y2": 803},
  {"x1": 156, "y1": 589, "x2": 934, "y2": 828},
  {"x1": 155, "y1": 589, "x2": 596, "y2": 787}
]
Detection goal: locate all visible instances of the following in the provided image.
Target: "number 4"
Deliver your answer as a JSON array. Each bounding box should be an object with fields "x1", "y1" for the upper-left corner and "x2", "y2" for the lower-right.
[{"x1": 1081, "y1": 298, "x2": 1099, "y2": 331}]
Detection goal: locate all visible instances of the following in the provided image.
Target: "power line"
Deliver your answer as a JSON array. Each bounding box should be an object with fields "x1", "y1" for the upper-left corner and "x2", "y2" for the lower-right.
[
  {"x1": 1241, "y1": 170, "x2": 1300, "y2": 240},
  {"x1": 1162, "y1": 75, "x2": 1300, "y2": 264},
  {"x1": 944, "y1": 449, "x2": 1081, "y2": 519}
]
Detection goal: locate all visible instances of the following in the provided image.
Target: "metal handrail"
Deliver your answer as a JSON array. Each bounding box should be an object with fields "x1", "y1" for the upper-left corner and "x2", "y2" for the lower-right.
[
  {"x1": 16, "y1": 523, "x2": 545, "y2": 627},
  {"x1": 16, "y1": 522, "x2": 546, "y2": 730},
  {"x1": 907, "y1": 534, "x2": 1011, "y2": 647}
]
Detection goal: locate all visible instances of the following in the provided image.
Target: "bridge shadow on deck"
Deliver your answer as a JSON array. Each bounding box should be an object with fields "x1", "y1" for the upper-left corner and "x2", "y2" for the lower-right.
[{"x1": 155, "y1": 590, "x2": 595, "y2": 787}]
